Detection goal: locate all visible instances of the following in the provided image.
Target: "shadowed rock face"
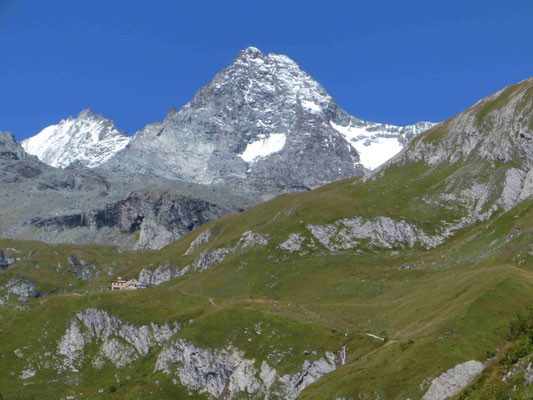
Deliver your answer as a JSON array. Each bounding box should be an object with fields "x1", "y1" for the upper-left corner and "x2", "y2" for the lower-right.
[
  {"x1": 0, "y1": 134, "x2": 254, "y2": 250},
  {"x1": 0, "y1": 132, "x2": 33, "y2": 161}
]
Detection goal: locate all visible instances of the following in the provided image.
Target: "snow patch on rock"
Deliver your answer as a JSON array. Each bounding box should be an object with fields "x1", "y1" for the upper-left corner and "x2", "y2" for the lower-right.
[
  {"x1": 301, "y1": 100, "x2": 322, "y2": 113},
  {"x1": 330, "y1": 120, "x2": 435, "y2": 170},
  {"x1": 239, "y1": 133, "x2": 287, "y2": 163}
]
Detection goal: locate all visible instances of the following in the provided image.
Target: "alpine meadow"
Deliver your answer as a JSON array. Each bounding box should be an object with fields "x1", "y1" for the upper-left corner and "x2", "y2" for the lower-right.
[{"x1": 1, "y1": 3, "x2": 532, "y2": 399}]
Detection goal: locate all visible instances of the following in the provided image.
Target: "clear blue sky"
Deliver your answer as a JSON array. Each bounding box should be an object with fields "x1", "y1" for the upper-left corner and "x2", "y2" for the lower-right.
[{"x1": 1, "y1": 0, "x2": 532, "y2": 141}]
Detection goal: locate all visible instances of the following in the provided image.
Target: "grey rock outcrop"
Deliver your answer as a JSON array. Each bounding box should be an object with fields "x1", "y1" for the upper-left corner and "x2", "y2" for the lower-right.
[
  {"x1": 235, "y1": 230, "x2": 269, "y2": 249},
  {"x1": 138, "y1": 264, "x2": 190, "y2": 286},
  {"x1": 19, "y1": 368, "x2": 36, "y2": 380},
  {"x1": 4, "y1": 279, "x2": 39, "y2": 302},
  {"x1": 279, "y1": 233, "x2": 305, "y2": 253},
  {"x1": 51, "y1": 308, "x2": 341, "y2": 399},
  {"x1": 57, "y1": 320, "x2": 86, "y2": 371},
  {"x1": 67, "y1": 256, "x2": 95, "y2": 280},
  {"x1": 0, "y1": 131, "x2": 33, "y2": 161},
  {"x1": 192, "y1": 230, "x2": 270, "y2": 272},
  {"x1": 155, "y1": 339, "x2": 337, "y2": 399},
  {"x1": 0, "y1": 248, "x2": 23, "y2": 269},
  {"x1": 306, "y1": 217, "x2": 460, "y2": 251},
  {"x1": 193, "y1": 248, "x2": 233, "y2": 272},
  {"x1": 92, "y1": 339, "x2": 138, "y2": 369},
  {"x1": 184, "y1": 229, "x2": 212, "y2": 255},
  {"x1": 422, "y1": 360, "x2": 484, "y2": 400},
  {"x1": 56, "y1": 308, "x2": 180, "y2": 372},
  {"x1": 502, "y1": 354, "x2": 533, "y2": 385}
]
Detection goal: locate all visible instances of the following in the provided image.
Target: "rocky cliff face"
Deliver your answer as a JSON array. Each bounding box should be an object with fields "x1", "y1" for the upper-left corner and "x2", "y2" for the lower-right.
[
  {"x1": 397, "y1": 79, "x2": 533, "y2": 170},
  {"x1": 21, "y1": 109, "x2": 130, "y2": 168},
  {"x1": 0, "y1": 135, "x2": 253, "y2": 249},
  {"x1": 0, "y1": 131, "x2": 33, "y2": 161},
  {"x1": 42, "y1": 308, "x2": 340, "y2": 399},
  {"x1": 102, "y1": 47, "x2": 433, "y2": 192}
]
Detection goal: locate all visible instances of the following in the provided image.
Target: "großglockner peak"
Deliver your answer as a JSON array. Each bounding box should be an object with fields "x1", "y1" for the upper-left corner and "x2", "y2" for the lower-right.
[
  {"x1": 22, "y1": 109, "x2": 130, "y2": 168},
  {"x1": 101, "y1": 47, "x2": 435, "y2": 191}
]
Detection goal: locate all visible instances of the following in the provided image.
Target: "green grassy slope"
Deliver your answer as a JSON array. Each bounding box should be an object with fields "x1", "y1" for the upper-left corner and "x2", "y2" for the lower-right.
[
  {"x1": 454, "y1": 308, "x2": 533, "y2": 399},
  {"x1": 1, "y1": 194, "x2": 531, "y2": 399},
  {"x1": 0, "y1": 77, "x2": 532, "y2": 399}
]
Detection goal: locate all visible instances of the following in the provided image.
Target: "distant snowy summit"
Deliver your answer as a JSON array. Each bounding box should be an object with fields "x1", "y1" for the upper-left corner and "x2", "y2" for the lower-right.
[
  {"x1": 22, "y1": 109, "x2": 130, "y2": 168},
  {"x1": 22, "y1": 47, "x2": 435, "y2": 193}
]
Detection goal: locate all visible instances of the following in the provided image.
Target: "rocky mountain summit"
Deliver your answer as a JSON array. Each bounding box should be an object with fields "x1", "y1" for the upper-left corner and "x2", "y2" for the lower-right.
[
  {"x1": 21, "y1": 47, "x2": 434, "y2": 195},
  {"x1": 21, "y1": 109, "x2": 130, "y2": 168},
  {"x1": 5, "y1": 47, "x2": 437, "y2": 252},
  {"x1": 102, "y1": 47, "x2": 434, "y2": 191}
]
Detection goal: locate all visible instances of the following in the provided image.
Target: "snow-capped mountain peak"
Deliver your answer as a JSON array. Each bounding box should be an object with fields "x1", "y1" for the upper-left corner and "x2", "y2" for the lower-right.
[
  {"x1": 101, "y1": 47, "x2": 435, "y2": 191},
  {"x1": 23, "y1": 47, "x2": 435, "y2": 190},
  {"x1": 22, "y1": 109, "x2": 130, "y2": 168}
]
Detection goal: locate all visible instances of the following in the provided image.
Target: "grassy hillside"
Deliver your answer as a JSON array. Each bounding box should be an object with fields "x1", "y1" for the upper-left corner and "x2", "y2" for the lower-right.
[
  {"x1": 0, "y1": 78, "x2": 532, "y2": 399},
  {"x1": 1, "y1": 188, "x2": 531, "y2": 399},
  {"x1": 454, "y1": 308, "x2": 533, "y2": 399}
]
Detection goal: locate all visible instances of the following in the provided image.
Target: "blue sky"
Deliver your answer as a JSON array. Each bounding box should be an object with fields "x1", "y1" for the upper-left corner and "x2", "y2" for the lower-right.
[{"x1": 1, "y1": 0, "x2": 532, "y2": 141}]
